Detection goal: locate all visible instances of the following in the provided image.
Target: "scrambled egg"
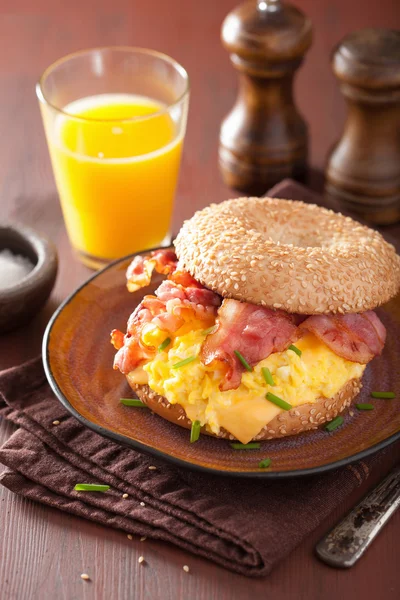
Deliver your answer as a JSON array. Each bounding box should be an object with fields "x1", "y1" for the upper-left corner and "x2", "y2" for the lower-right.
[{"x1": 135, "y1": 322, "x2": 365, "y2": 444}]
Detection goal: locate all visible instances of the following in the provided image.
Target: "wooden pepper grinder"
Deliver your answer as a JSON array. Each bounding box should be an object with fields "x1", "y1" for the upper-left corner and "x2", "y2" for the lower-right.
[
  {"x1": 325, "y1": 29, "x2": 400, "y2": 224},
  {"x1": 219, "y1": 0, "x2": 313, "y2": 195}
]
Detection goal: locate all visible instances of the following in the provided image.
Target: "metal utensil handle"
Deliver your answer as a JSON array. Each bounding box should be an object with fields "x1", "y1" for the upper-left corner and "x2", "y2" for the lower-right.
[{"x1": 316, "y1": 465, "x2": 400, "y2": 568}]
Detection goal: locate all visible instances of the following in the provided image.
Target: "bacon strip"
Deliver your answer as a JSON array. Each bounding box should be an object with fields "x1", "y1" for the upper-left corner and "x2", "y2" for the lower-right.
[
  {"x1": 113, "y1": 278, "x2": 221, "y2": 374},
  {"x1": 156, "y1": 279, "x2": 220, "y2": 308},
  {"x1": 110, "y1": 329, "x2": 125, "y2": 350},
  {"x1": 363, "y1": 311, "x2": 387, "y2": 347},
  {"x1": 113, "y1": 296, "x2": 163, "y2": 373},
  {"x1": 126, "y1": 249, "x2": 178, "y2": 292},
  {"x1": 200, "y1": 299, "x2": 298, "y2": 391},
  {"x1": 151, "y1": 279, "x2": 220, "y2": 332},
  {"x1": 299, "y1": 311, "x2": 386, "y2": 364},
  {"x1": 169, "y1": 270, "x2": 202, "y2": 289}
]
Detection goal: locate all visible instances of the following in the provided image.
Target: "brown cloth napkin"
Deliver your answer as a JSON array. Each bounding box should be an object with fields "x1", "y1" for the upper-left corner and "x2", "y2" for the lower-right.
[{"x1": 0, "y1": 180, "x2": 394, "y2": 577}]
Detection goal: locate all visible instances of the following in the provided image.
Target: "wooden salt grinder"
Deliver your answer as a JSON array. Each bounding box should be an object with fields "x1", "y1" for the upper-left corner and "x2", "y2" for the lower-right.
[
  {"x1": 219, "y1": 0, "x2": 313, "y2": 195},
  {"x1": 325, "y1": 29, "x2": 400, "y2": 225}
]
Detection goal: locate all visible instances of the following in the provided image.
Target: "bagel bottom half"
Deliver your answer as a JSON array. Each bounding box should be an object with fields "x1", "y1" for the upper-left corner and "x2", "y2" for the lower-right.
[{"x1": 127, "y1": 377, "x2": 362, "y2": 441}]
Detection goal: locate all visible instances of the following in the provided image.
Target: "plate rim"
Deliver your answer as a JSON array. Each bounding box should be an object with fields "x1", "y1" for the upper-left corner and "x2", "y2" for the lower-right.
[{"x1": 42, "y1": 247, "x2": 400, "y2": 479}]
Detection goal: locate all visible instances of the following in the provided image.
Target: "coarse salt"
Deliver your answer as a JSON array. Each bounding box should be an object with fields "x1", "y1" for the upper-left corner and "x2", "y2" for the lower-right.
[{"x1": 0, "y1": 249, "x2": 34, "y2": 290}]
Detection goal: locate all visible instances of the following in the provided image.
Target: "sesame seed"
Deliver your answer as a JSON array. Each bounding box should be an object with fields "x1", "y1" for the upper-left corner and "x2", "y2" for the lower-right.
[
  {"x1": 183, "y1": 565, "x2": 190, "y2": 573},
  {"x1": 127, "y1": 534, "x2": 133, "y2": 540},
  {"x1": 52, "y1": 420, "x2": 60, "y2": 426},
  {"x1": 81, "y1": 573, "x2": 90, "y2": 581},
  {"x1": 140, "y1": 502, "x2": 145, "y2": 507},
  {"x1": 148, "y1": 466, "x2": 157, "y2": 470},
  {"x1": 122, "y1": 493, "x2": 129, "y2": 499},
  {"x1": 138, "y1": 556, "x2": 145, "y2": 564},
  {"x1": 140, "y1": 536, "x2": 147, "y2": 542}
]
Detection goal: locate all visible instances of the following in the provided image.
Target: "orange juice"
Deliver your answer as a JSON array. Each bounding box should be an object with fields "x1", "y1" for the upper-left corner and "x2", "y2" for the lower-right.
[{"x1": 45, "y1": 94, "x2": 183, "y2": 267}]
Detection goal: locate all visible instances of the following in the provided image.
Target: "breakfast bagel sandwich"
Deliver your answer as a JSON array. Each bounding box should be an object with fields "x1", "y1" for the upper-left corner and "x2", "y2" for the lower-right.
[{"x1": 111, "y1": 197, "x2": 400, "y2": 444}]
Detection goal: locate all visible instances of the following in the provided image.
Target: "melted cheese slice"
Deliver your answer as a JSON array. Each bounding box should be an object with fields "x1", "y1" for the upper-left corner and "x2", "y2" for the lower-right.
[{"x1": 211, "y1": 397, "x2": 281, "y2": 443}]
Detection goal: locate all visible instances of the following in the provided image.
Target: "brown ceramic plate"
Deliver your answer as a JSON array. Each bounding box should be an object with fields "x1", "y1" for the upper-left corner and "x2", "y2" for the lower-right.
[{"x1": 43, "y1": 248, "x2": 400, "y2": 478}]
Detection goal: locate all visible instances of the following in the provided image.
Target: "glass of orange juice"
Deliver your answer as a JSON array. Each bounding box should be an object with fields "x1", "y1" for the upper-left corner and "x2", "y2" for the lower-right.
[{"x1": 37, "y1": 47, "x2": 189, "y2": 269}]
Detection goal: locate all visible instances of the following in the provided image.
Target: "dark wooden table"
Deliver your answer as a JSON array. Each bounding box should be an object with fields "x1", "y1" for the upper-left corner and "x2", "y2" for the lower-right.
[{"x1": 1, "y1": 1, "x2": 400, "y2": 598}]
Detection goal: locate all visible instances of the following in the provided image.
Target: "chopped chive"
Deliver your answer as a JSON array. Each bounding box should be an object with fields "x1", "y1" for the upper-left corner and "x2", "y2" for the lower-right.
[
  {"x1": 158, "y1": 337, "x2": 171, "y2": 352},
  {"x1": 74, "y1": 484, "x2": 110, "y2": 492},
  {"x1": 288, "y1": 344, "x2": 302, "y2": 357},
  {"x1": 371, "y1": 391, "x2": 395, "y2": 399},
  {"x1": 259, "y1": 458, "x2": 272, "y2": 469},
  {"x1": 230, "y1": 442, "x2": 261, "y2": 450},
  {"x1": 356, "y1": 403, "x2": 374, "y2": 411},
  {"x1": 172, "y1": 356, "x2": 197, "y2": 369},
  {"x1": 202, "y1": 325, "x2": 217, "y2": 335},
  {"x1": 190, "y1": 420, "x2": 201, "y2": 443},
  {"x1": 325, "y1": 416, "x2": 344, "y2": 432},
  {"x1": 262, "y1": 367, "x2": 275, "y2": 386},
  {"x1": 120, "y1": 398, "x2": 146, "y2": 407},
  {"x1": 234, "y1": 350, "x2": 252, "y2": 372},
  {"x1": 265, "y1": 392, "x2": 292, "y2": 411}
]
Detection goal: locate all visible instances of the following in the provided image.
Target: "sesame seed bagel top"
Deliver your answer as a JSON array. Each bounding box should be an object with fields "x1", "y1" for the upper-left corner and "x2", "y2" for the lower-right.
[{"x1": 174, "y1": 197, "x2": 400, "y2": 314}]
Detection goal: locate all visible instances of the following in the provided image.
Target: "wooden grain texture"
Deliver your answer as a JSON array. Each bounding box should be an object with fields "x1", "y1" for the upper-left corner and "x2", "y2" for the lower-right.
[
  {"x1": 219, "y1": 0, "x2": 312, "y2": 193},
  {"x1": 0, "y1": 1, "x2": 400, "y2": 599},
  {"x1": 326, "y1": 29, "x2": 400, "y2": 224}
]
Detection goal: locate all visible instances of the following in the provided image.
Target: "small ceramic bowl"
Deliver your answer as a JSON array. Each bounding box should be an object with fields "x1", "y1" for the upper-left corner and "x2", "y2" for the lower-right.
[{"x1": 0, "y1": 224, "x2": 58, "y2": 333}]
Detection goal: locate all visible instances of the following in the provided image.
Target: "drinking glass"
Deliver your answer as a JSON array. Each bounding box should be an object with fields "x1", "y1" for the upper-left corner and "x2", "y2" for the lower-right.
[{"x1": 37, "y1": 47, "x2": 189, "y2": 269}]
